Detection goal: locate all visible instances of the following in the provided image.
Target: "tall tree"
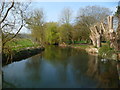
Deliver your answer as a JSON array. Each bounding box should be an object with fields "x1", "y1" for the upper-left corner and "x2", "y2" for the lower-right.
[
  {"x1": 59, "y1": 8, "x2": 73, "y2": 24},
  {"x1": 76, "y1": 6, "x2": 111, "y2": 47},
  {"x1": 59, "y1": 8, "x2": 74, "y2": 44},
  {"x1": 115, "y1": 1, "x2": 120, "y2": 39},
  {"x1": 25, "y1": 9, "x2": 45, "y2": 46},
  {"x1": 77, "y1": 6, "x2": 111, "y2": 26}
]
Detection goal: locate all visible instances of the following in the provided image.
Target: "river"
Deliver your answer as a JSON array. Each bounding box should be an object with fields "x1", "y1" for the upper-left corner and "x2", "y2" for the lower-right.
[{"x1": 2, "y1": 46, "x2": 120, "y2": 88}]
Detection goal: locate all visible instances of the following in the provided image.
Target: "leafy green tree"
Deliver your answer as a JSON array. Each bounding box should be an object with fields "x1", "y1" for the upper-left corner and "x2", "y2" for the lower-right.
[
  {"x1": 74, "y1": 22, "x2": 90, "y2": 43},
  {"x1": 45, "y1": 22, "x2": 59, "y2": 44},
  {"x1": 58, "y1": 23, "x2": 74, "y2": 44}
]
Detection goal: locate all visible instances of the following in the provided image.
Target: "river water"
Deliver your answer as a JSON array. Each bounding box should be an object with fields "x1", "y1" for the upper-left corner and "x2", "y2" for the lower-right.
[{"x1": 2, "y1": 46, "x2": 120, "y2": 88}]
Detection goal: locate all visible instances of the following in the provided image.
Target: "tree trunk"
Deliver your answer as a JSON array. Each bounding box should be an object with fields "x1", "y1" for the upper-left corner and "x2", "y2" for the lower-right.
[
  {"x1": 90, "y1": 35, "x2": 97, "y2": 47},
  {"x1": 96, "y1": 35, "x2": 101, "y2": 48}
]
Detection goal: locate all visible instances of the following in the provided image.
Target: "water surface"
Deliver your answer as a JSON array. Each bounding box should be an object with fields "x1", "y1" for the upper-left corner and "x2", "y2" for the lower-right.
[{"x1": 2, "y1": 46, "x2": 120, "y2": 88}]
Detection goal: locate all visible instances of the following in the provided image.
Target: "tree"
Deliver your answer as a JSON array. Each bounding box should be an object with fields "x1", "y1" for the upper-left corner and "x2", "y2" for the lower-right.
[
  {"x1": 45, "y1": 22, "x2": 59, "y2": 45},
  {"x1": 0, "y1": 0, "x2": 30, "y2": 62},
  {"x1": 76, "y1": 6, "x2": 111, "y2": 47},
  {"x1": 59, "y1": 8, "x2": 74, "y2": 44},
  {"x1": 59, "y1": 23, "x2": 74, "y2": 44},
  {"x1": 115, "y1": 1, "x2": 120, "y2": 40},
  {"x1": 77, "y1": 6, "x2": 111, "y2": 26},
  {"x1": 0, "y1": 0, "x2": 30, "y2": 48},
  {"x1": 74, "y1": 22, "x2": 90, "y2": 42},
  {"x1": 115, "y1": 1, "x2": 120, "y2": 21},
  {"x1": 115, "y1": 1, "x2": 120, "y2": 50},
  {"x1": 25, "y1": 9, "x2": 45, "y2": 46},
  {"x1": 59, "y1": 8, "x2": 73, "y2": 24}
]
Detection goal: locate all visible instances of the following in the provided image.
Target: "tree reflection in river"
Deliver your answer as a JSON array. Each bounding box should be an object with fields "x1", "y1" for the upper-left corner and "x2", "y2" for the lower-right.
[
  {"x1": 2, "y1": 46, "x2": 120, "y2": 88},
  {"x1": 87, "y1": 54, "x2": 119, "y2": 88},
  {"x1": 24, "y1": 54, "x2": 42, "y2": 82}
]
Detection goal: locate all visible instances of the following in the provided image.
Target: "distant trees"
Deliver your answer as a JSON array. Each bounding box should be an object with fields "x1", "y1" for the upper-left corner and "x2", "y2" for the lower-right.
[
  {"x1": 77, "y1": 6, "x2": 112, "y2": 47},
  {"x1": 25, "y1": 9, "x2": 45, "y2": 46},
  {"x1": 24, "y1": 5, "x2": 118, "y2": 49},
  {"x1": 59, "y1": 8, "x2": 73, "y2": 24}
]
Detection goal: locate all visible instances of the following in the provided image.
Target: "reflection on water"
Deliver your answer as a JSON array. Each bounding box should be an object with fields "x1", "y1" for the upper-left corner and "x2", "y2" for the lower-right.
[
  {"x1": 2, "y1": 46, "x2": 120, "y2": 88},
  {"x1": 87, "y1": 55, "x2": 119, "y2": 88}
]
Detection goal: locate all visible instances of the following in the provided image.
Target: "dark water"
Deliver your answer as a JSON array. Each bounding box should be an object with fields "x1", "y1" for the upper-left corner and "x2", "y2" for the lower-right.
[{"x1": 2, "y1": 46, "x2": 120, "y2": 88}]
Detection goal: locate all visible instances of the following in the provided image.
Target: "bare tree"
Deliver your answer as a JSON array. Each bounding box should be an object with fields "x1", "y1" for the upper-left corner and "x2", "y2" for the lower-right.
[
  {"x1": 0, "y1": 0, "x2": 30, "y2": 48},
  {"x1": 59, "y1": 8, "x2": 74, "y2": 44},
  {"x1": 90, "y1": 24, "x2": 103, "y2": 48},
  {"x1": 77, "y1": 6, "x2": 112, "y2": 26},
  {"x1": 101, "y1": 16, "x2": 119, "y2": 50},
  {"x1": 24, "y1": 9, "x2": 45, "y2": 46},
  {"x1": 59, "y1": 8, "x2": 73, "y2": 24}
]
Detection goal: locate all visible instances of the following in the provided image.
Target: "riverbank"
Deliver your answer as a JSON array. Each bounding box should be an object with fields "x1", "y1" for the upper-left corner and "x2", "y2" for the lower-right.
[
  {"x1": 59, "y1": 43, "x2": 120, "y2": 61},
  {"x1": 2, "y1": 46, "x2": 45, "y2": 66}
]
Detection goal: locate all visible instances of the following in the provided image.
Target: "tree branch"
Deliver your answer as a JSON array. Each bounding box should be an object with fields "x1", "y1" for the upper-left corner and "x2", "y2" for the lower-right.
[
  {"x1": 3, "y1": 24, "x2": 23, "y2": 46},
  {"x1": 0, "y1": 1, "x2": 14, "y2": 24}
]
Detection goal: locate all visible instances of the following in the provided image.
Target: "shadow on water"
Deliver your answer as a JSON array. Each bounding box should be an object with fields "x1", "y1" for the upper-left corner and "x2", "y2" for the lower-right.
[{"x1": 2, "y1": 45, "x2": 120, "y2": 88}]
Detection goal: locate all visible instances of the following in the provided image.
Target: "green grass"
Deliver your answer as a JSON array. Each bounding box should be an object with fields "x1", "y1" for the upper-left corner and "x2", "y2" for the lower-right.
[
  {"x1": 6, "y1": 39, "x2": 39, "y2": 51},
  {"x1": 98, "y1": 43, "x2": 115, "y2": 57}
]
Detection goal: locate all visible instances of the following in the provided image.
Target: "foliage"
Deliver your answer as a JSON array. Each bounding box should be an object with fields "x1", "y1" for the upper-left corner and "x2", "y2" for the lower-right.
[
  {"x1": 45, "y1": 22, "x2": 59, "y2": 44},
  {"x1": 25, "y1": 9, "x2": 45, "y2": 46},
  {"x1": 74, "y1": 23, "x2": 90, "y2": 42},
  {"x1": 58, "y1": 23, "x2": 74, "y2": 44},
  {"x1": 76, "y1": 6, "x2": 111, "y2": 46}
]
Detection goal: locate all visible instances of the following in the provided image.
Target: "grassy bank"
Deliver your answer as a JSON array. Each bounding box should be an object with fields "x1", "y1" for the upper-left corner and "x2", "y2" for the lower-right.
[
  {"x1": 2, "y1": 46, "x2": 45, "y2": 65},
  {"x1": 98, "y1": 43, "x2": 120, "y2": 60},
  {"x1": 6, "y1": 38, "x2": 39, "y2": 51},
  {"x1": 2, "y1": 38, "x2": 44, "y2": 65},
  {"x1": 62, "y1": 42, "x2": 120, "y2": 60}
]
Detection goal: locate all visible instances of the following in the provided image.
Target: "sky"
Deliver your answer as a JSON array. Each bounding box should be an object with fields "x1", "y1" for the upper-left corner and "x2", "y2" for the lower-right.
[
  {"x1": 20, "y1": 1, "x2": 119, "y2": 33},
  {"x1": 29, "y1": 2, "x2": 118, "y2": 22}
]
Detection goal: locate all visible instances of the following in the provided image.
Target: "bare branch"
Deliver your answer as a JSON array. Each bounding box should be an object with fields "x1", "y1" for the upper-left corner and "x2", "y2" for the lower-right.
[{"x1": 0, "y1": 1, "x2": 14, "y2": 24}]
